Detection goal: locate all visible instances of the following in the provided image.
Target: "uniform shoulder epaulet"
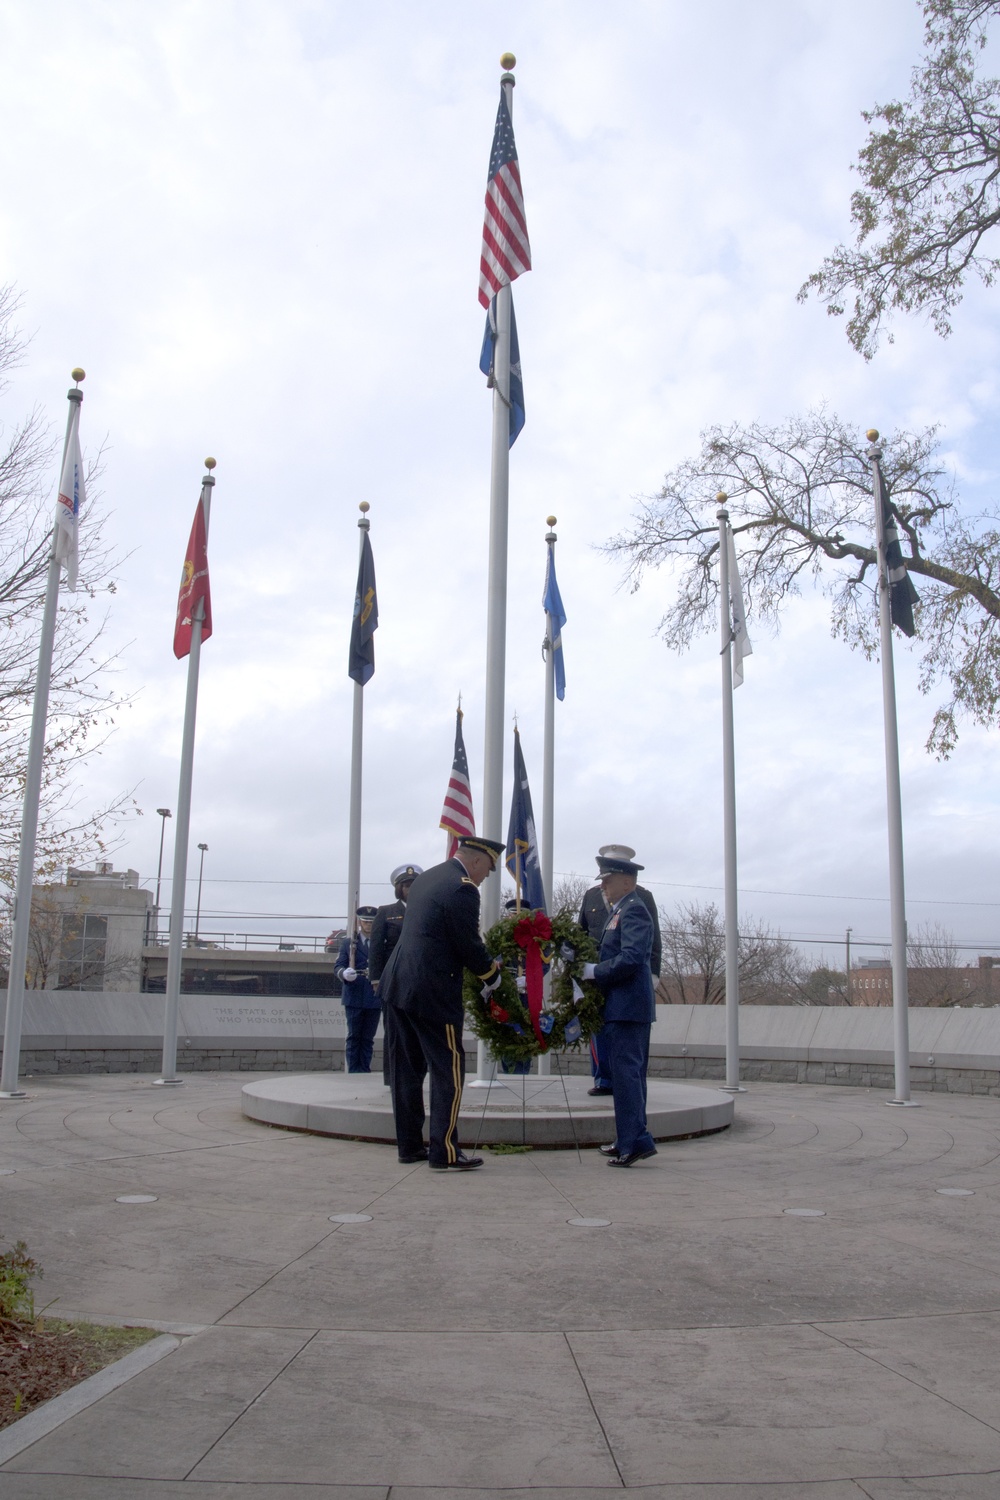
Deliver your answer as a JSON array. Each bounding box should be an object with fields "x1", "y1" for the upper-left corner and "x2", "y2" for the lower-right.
[{"x1": 460, "y1": 875, "x2": 474, "y2": 885}]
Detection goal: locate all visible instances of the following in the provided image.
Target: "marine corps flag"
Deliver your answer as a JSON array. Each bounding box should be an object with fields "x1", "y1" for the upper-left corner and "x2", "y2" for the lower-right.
[
  {"x1": 348, "y1": 532, "x2": 378, "y2": 685},
  {"x1": 173, "y1": 497, "x2": 212, "y2": 659}
]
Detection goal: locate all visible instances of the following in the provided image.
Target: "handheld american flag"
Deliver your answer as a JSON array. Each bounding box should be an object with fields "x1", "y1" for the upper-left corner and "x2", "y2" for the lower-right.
[
  {"x1": 479, "y1": 89, "x2": 531, "y2": 308},
  {"x1": 54, "y1": 405, "x2": 85, "y2": 593},
  {"x1": 440, "y1": 707, "x2": 476, "y2": 858}
]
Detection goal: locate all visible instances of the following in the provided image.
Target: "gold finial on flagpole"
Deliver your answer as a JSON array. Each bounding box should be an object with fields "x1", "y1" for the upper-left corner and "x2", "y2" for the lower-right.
[
  {"x1": 204, "y1": 457, "x2": 216, "y2": 471},
  {"x1": 71, "y1": 368, "x2": 85, "y2": 384},
  {"x1": 716, "y1": 492, "x2": 728, "y2": 503},
  {"x1": 500, "y1": 52, "x2": 516, "y2": 69},
  {"x1": 546, "y1": 514, "x2": 556, "y2": 526},
  {"x1": 359, "y1": 501, "x2": 370, "y2": 513},
  {"x1": 866, "y1": 429, "x2": 880, "y2": 442}
]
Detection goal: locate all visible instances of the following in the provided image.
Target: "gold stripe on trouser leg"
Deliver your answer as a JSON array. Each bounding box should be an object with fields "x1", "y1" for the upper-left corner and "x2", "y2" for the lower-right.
[{"x1": 445, "y1": 1023, "x2": 463, "y2": 1163}]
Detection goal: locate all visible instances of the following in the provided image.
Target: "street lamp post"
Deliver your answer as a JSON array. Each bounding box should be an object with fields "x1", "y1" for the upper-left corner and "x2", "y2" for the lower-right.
[
  {"x1": 154, "y1": 809, "x2": 171, "y2": 942},
  {"x1": 195, "y1": 843, "x2": 208, "y2": 943}
]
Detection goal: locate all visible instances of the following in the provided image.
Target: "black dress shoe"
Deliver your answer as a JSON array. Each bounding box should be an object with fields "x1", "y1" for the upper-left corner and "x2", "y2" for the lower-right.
[
  {"x1": 587, "y1": 1086, "x2": 613, "y2": 1096},
  {"x1": 599, "y1": 1143, "x2": 619, "y2": 1157},
  {"x1": 608, "y1": 1145, "x2": 658, "y2": 1168},
  {"x1": 398, "y1": 1147, "x2": 429, "y2": 1163},
  {"x1": 429, "y1": 1152, "x2": 484, "y2": 1171}
]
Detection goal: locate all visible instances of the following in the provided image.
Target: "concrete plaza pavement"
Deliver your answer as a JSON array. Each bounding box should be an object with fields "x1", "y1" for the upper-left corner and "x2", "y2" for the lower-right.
[{"x1": 0, "y1": 1072, "x2": 999, "y2": 1498}]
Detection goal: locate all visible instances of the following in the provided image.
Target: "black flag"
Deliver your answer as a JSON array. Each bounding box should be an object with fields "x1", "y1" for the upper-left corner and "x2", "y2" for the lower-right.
[{"x1": 874, "y1": 455, "x2": 918, "y2": 637}]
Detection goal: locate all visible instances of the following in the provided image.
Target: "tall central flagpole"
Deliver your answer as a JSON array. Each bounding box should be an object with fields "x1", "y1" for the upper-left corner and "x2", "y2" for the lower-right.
[
  {"x1": 717, "y1": 499, "x2": 744, "y2": 1094},
  {"x1": 345, "y1": 502, "x2": 371, "y2": 1075},
  {"x1": 541, "y1": 517, "x2": 557, "y2": 911},
  {"x1": 1, "y1": 370, "x2": 86, "y2": 1100},
  {"x1": 868, "y1": 430, "x2": 915, "y2": 1107},
  {"x1": 157, "y1": 458, "x2": 217, "y2": 1087}
]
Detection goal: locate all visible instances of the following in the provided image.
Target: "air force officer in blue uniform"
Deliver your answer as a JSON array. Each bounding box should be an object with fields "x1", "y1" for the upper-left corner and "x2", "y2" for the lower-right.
[{"x1": 582, "y1": 853, "x2": 658, "y2": 1167}]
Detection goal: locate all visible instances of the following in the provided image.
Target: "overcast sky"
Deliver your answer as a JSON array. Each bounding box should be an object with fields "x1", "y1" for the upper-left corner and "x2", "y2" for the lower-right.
[{"x1": 2, "y1": 0, "x2": 998, "y2": 970}]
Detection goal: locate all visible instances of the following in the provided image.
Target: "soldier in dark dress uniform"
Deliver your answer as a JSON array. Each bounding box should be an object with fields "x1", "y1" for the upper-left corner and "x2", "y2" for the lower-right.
[
  {"x1": 369, "y1": 862, "x2": 423, "y2": 1084},
  {"x1": 579, "y1": 843, "x2": 662, "y2": 1095},
  {"x1": 380, "y1": 836, "x2": 504, "y2": 1170}
]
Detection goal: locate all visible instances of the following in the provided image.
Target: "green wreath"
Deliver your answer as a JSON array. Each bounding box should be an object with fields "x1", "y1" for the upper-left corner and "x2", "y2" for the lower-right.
[{"x1": 463, "y1": 909, "x2": 604, "y2": 1064}]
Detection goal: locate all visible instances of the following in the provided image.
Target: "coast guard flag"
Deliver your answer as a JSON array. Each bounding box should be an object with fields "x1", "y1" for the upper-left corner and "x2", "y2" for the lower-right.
[
  {"x1": 542, "y1": 546, "x2": 566, "y2": 700},
  {"x1": 348, "y1": 532, "x2": 378, "y2": 685},
  {"x1": 479, "y1": 88, "x2": 531, "y2": 307},
  {"x1": 505, "y1": 727, "x2": 546, "y2": 912},
  {"x1": 480, "y1": 294, "x2": 525, "y2": 447},
  {"x1": 873, "y1": 455, "x2": 919, "y2": 637},
  {"x1": 727, "y1": 529, "x2": 752, "y2": 688},
  {"x1": 440, "y1": 708, "x2": 476, "y2": 858},
  {"x1": 173, "y1": 497, "x2": 212, "y2": 659},
  {"x1": 54, "y1": 412, "x2": 85, "y2": 593}
]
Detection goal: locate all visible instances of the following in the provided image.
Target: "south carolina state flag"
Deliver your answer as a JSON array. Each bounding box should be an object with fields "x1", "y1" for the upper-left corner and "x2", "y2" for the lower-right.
[{"x1": 173, "y1": 498, "x2": 212, "y2": 659}]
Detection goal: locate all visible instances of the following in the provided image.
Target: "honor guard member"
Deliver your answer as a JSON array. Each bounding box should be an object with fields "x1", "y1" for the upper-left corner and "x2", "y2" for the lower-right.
[
  {"x1": 581, "y1": 852, "x2": 658, "y2": 1167},
  {"x1": 579, "y1": 843, "x2": 662, "y2": 1096},
  {"x1": 379, "y1": 836, "x2": 504, "y2": 1169},
  {"x1": 334, "y1": 906, "x2": 381, "y2": 1073},
  {"x1": 369, "y1": 863, "x2": 423, "y2": 1083}
]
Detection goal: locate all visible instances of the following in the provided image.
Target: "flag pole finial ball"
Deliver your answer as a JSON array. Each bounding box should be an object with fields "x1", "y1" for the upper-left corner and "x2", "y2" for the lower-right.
[
  {"x1": 359, "y1": 501, "x2": 370, "y2": 513},
  {"x1": 71, "y1": 368, "x2": 85, "y2": 383},
  {"x1": 716, "y1": 491, "x2": 728, "y2": 503},
  {"x1": 546, "y1": 515, "x2": 557, "y2": 526},
  {"x1": 204, "y1": 457, "x2": 216, "y2": 471},
  {"x1": 866, "y1": 429, "x2": 880, "y2": 442},
  {"x1": 500, "y1": 52, "x2": 516, "y2": 69}
]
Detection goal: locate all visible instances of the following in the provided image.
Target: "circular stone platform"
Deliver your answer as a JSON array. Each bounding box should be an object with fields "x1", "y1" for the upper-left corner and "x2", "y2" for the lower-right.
[{"x1": 241, "y1": 1073, "x2": 734, "y2": 1147}]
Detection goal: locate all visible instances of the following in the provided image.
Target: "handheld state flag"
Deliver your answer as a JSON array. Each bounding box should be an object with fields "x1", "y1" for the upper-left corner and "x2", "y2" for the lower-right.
[
  {"x1": 173, "y1": 498, "x2": 212, "y2": 659},
  {"x1": 479, "y1": 88, "x2": 531, "y2": 308},
  {"x1": 542, "y1": 546, "x2": 567, "y2": 700},
  {"x1": 54, "y1": 413, "x2": 85, "y2": 593},
  {"x1": 873, "y1": 455, "x2": 919, "y2": 637},
  {"x1": 505, "y1": 727, "x2": 546, "y2": 913},
  {"x1": 440, "y1": 708, "x2": 476, "y2": 858},
  {"x1": 726, "y1": 529, "x2": 752, "y2": 688},
  {"x1": 348, "y1": 532, "x2": 378, "y2": 685}
]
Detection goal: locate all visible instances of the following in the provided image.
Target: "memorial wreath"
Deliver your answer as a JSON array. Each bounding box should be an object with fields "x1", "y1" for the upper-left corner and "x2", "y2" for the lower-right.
[{"x1": 463, "y1": 909, "x2": 604, "y2": 1064}]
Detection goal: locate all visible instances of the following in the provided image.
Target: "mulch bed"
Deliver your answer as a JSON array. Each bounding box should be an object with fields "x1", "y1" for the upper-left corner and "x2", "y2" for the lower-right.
[{"x1": 0, "y1": 1318, "x2": 157, "y2": 1430}]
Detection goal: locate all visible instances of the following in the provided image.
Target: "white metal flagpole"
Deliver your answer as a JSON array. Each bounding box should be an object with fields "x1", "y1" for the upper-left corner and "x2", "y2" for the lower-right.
[
  {"x1": 717, "y1": 499, "x2": 744, "y2": 1094},
  {"x1": 868, "y1": 430, "x2": 915, "y2": 1107},
  {"x1": 0, "y1": 370, "x2": 86, "y2": 1099},
  {"x1": 541, "y1": 517, "x2": 557, "y2": 912},
  {"x1": 344, "y1": 503, "x2": 371, "y2": 1072},
  {"x1": 156, "y1": 459, "x2": 217, "y2": 1087}
]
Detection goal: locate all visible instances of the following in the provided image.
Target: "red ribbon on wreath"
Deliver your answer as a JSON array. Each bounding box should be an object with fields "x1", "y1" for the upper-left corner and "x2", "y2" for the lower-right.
[{"x1": 514, "y1": 912, "x2": 553, "y2": 1048}]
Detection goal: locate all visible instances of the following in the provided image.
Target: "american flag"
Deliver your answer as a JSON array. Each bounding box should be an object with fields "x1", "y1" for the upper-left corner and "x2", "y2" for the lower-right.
[
  {"x1": 440, "y1": 708, "x2": 476, "y2": 857},
  {"x1": 479, "y1": 89, "x2": 531, "y2": 308}
]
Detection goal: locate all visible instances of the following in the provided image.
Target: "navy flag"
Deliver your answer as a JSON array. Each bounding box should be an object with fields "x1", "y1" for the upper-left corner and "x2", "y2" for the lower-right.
[
  {"x1": 542, "y1": 544, "x2": 566, "y2": 700},
  {"x1": 505, "y1": 727, "x2": 546, "y2": 912},
  {"x1": 874, "y1": 455, "x2": 919, "y2": 637},
  {"x1": 480, "y1": 293, "x2": 525, "y2": 447},
  {"x1": 348, "y1": 531, "x2": 378, "y2": 685}
]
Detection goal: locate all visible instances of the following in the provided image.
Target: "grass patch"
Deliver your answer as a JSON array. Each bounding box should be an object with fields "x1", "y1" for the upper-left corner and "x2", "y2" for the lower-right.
[
  {"x1": 486, "y1": 1142, "x2": 532, "y2": 1154},
  {"x1": 1, "y1": 1317, "x2": 158, "y2": 1430}
]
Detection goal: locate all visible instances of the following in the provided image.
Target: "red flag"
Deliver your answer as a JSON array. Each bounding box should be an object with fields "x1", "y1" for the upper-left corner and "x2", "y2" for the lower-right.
[{"x1": 173, "y1": 498, "x2": 212, "y2": 659}]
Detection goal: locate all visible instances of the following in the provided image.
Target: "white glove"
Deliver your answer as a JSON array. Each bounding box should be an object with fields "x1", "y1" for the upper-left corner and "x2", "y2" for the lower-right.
[
  {"x1": 581, "y1": 962, "x2": 597, "y2": 981},
  {"x1": 480, "y1": 969, "x2": 502, "y2": 1000},
  {"x1": 516, "y1": 976, "x2": 526, "y2": 992},
  {"x1": 342, "y1": 966, "x2": 358, "y2": 982}
]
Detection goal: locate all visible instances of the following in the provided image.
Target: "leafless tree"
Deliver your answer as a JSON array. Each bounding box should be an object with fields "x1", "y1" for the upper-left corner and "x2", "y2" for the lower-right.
[
  {"x1": 0, "y1": 286, "x2": 134, "y2": 887},
  {"x1": 657, "y1": 900, "x2": 805, "y2": 1004},
  {"x1": 904, "y1": 919, "x2": 984, "y2": 1004},
  {"x1": 553, "y1": 874, "x2": 589, "y2": 918},
  {"x1": 801, "y1": 2, "x2": 1000, "y2": 358},
  {"x1": 605, "y1": 410, "x2": 1000, "y2": 756}
]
